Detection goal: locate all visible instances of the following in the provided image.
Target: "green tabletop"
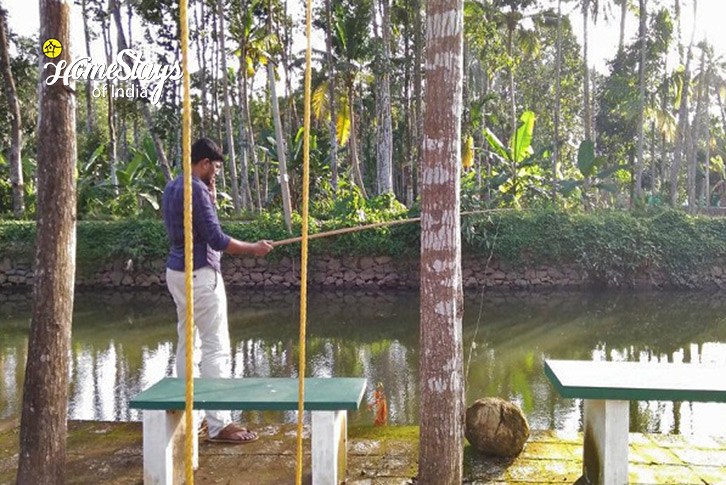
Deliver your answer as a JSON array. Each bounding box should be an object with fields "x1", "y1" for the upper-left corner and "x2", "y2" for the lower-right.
[
  {"x1": 545, "y1": 359, "x2": 726, "y2": 402},
  {"x1": 130, "y1": 377, "x2": 367, "y2": 411}
]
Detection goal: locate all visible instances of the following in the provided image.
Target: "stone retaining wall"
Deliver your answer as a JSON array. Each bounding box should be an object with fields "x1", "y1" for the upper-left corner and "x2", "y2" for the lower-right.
[
  {"x1": 3, "y1": 253, "x2": 726, "y2": 290},
  {"x1": 0, "y1": 253, "x2": 662, "y2": 290}
]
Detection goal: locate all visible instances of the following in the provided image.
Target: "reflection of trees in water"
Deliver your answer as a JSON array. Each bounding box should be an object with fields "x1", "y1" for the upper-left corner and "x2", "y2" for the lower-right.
[
  {"x1": 464, "y1": 290, "x2": 726, "y2": 434},
  {"x1": 3, "y1": 289, "x2": 726, "y2": 433}
]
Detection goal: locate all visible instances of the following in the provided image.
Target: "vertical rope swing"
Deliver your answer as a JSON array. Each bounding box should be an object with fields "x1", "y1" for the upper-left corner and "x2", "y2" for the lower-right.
[
  {"x1": 295, "y1": 0, "x2": 313, "y2": 482},
  {"x1": 179, "y1": 0, "x2": 195, "y2": 482}
]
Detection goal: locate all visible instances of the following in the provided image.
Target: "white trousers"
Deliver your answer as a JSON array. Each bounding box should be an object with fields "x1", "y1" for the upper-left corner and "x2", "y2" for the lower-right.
[{"x1": 166, "y1": 266, "x2": 232, "y2": 437}]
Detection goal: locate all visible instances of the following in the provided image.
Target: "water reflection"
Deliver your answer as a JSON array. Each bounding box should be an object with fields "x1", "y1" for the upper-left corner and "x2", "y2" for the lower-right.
[{"x1": 1, "y1": 289, "x2": 726, "y2": 435}]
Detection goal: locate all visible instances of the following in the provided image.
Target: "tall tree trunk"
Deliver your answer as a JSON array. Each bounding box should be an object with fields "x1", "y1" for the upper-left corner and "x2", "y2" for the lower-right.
[
  {"x1": 507, "y1": 16, "x2": 517, "y2": 153},
  {"x1": 404, "y1": 5, "x2": 413, "y2": 206},
  {"x1": 217, "y1": 0, "x2": 242, "y2": 214},
  {"x1": 236, "y1": 63, "x2": 254, "y2": 211},
  {"x1": 553, "y1": 0, "x2": 562, "y2": 207},
  {"x1": 376, "y1": 0, "x2": 393, "y2": 194},
  {"x1": 688, "y1": 47, "x2": 706, "y2": 213},
  {"x1": 241, "y1": 65, "x2": 261, "y2": 209},
  {"x1": 324, "y1": 0, "x2": 338, "y2": 195},
  {"x1": 506, "y1": 15, "x2": 518, "y2": 194},
  {"x1": 194, "y1": 0, "x2": 208, "y2": 138},
  {"x1": 413, "y1": 0, "x2": 423, "y2": 201},
  {"x1": 81, "y1": 0, "x2": 94, "y2": 134},
  {"x1": 268, "y1": 60, "x2": 293, "y2": 230},
  {"x1": 17, "y1": 1, "x2": 76, "y2": 482},
  {"x1": 635, "y1": 0, "x2": 647, "y2": 199},
  {"x1": 212, "y1": 10, "x2": 223, "y2": 147},
  {"x1": 418, "y1": 0, "x2": 465, "y2": 483},
  {"x1": 348, "y1": 79, "x2": 368, "y2": 198},
  {"x1": 583, "y1": 0, "x2": 592, "y2": 141},
  {"x1": 104, "y1": 0, "x2": 118, "y2": 193},
  {"x1": 0, "y1": 7, "x2": 24, "y2": 217},
  {"x1": 111, "y1": 1, "x2": 171, "y2": 181},
  {"x1": 670, "y1": 0, "x2": 696, "y2": 206},
  {"x1": 371, "y1": 0, "x2": 381, "y2": 194},
  {"x1": 618, "y1": 0, "x2": 627, "y2": 54},
  {"x1": 674, "y1": 0, "x2": 683, "y2": 65},
  {"x1": 704, "y1": 65, "x2": 712, "y2": 209}
]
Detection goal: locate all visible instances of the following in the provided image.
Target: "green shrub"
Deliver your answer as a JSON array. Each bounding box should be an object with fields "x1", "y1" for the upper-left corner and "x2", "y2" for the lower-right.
[{"x1": 2, "y1": 209, "x2": 726, "y2": 286}]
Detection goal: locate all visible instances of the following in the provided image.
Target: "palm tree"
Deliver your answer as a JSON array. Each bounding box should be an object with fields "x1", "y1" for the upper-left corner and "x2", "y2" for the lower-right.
[
  {"x1": 324, "y1": 0, "x2": 338, "y2": 194},
  {"x1": 217, "y1": 0, "x2": 242, "y2": 213},
  {"x1": 553, "y1": 0, "x2": 563, "y2": 206},
  {"x1": 635, "y1": 0, "x2": 647, "y2": 198},
  {"x1": 670, "y1": 0, "x2": 697, "y2": 206},
  {"x1": 371, "y1": 0, "x2": 393, "y2": 194},
  {"x1": 418, "y1": 0, "x2": 465, "y2": 483}
]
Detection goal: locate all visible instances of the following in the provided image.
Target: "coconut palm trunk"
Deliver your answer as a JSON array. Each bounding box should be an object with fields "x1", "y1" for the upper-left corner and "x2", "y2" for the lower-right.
[
  {"x1": 635, "y1": 0, "x2": 647, "y2": 199},
  {"x1": 553, "y1": 0, "x2": 562, "y2": 206},
  {"x1": 324, "y1": 0, "x2": 338, "y2": 194},
  {"x1": 348, "y1": 79, "x2": 368, "y2": 198},
  {"x1": 194, "y1": 0, "x2": 208, "y2": 138},
  {"x1": 670, "y1": 0, "x2": 696, "y2": 206},
  {"x1": 268, "y1": 60, "x2": 293, "y2": 230},
  {"x1": 236, "y1": 64, "x2": 254, "y2": 211},
  {"x1": 81, "y1": 0, "x2": 94, "y2": 134},
  {"x1": 217, "y1": 0, "x2": 242, "y2": 213},
  {"x1": 418, "y1": 0, "x2": 465, "y2": 482},
  {"x1": 377, "y1": 0, "x2": 393, "y2": 194}
]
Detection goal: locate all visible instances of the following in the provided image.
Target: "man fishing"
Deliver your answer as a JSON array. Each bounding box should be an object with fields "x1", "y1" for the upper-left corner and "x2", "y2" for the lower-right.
[{"x1": 162, "y1": 137, "x2": 274, "y2": 443}]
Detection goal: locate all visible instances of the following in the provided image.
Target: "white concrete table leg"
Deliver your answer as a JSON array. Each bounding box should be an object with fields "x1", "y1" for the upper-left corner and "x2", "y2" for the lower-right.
[
  {"x1": 583, "y1": 399, "x2": 630, "y2": 485},
  {"x1": 142, "y1": 410, "x2": 186, "y2": 485},
  {"x1": 192, "y1": 410, "x2": 200, "y2": 470},
  {"x1": 311, "y1": 410, "x2": 347, "y2": 485}
]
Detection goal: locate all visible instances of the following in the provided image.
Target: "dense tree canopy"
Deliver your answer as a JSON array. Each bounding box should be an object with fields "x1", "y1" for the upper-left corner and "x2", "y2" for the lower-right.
[{"x1": 1, "y1": 0, "x2": 724, "y2": 220}]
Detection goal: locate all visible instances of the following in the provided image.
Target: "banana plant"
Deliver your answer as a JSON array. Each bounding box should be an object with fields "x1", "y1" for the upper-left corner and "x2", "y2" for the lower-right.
[
  {"x1": 559, "y1": 139, "x2": 626, "y2": 198},
  {"x1": 484, "y1": 110, "x2": 550, "y2": 206}
]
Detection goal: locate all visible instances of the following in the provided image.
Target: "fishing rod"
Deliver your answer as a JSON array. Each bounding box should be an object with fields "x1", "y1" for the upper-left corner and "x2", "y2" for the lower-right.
[{"x1": 271, "y1": 208, "x2": 510, "y2": 247}]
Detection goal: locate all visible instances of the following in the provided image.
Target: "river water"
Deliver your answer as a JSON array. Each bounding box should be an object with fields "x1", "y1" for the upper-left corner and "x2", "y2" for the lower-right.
[{"x1": 1, "y1": 288, "x2": 726, "y2": 435}]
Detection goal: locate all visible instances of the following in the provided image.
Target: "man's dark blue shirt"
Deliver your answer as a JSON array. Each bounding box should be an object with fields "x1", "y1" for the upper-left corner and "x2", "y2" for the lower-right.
[{"x1": 162, "y1": 175, "x2": 230, "y2": 272}]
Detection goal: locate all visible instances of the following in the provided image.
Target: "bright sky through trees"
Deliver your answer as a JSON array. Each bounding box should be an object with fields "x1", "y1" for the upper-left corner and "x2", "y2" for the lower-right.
[{"x1": 5, "y1": 0, "x2": 725, "y2": 78}]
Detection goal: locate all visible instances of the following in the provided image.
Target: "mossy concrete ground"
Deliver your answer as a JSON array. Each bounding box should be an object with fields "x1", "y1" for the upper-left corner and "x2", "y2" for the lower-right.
[{"x1": 1, "y1": 420, "x2": 725, "y2": 484}]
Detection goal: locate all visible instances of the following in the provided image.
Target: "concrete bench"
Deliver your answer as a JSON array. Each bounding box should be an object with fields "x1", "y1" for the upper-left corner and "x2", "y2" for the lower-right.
[
  {"x1": 545, "y1": 359, "x2": 726, "y2": 485},
  {"x1": 130, "y1": 377, "x2": 367, "y2": 485}
]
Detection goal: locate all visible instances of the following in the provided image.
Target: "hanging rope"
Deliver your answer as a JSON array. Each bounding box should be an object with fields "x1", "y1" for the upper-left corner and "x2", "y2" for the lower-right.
[
  {"x1": 295, "y1": 0, "x2": 313, "y2": 482},
  {"x1": 179, "y1": 0, "x2": 194, "y2": 482}
]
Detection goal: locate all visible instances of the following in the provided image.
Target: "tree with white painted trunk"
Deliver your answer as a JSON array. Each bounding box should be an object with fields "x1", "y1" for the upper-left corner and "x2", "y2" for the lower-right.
[
  {"x1": 418, "y1": 0, "x2": 465, "y2": 483},
  {"x1": 17, "y1": 0, "x2": 77, "y2": 482}
]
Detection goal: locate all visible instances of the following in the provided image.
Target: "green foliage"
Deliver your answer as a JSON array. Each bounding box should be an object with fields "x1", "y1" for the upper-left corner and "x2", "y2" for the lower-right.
[
  {"x1": 4, "y1": 210, "x2": 726, "y2": 288},
  {"x1": 463, "y1": 209, "x2": 726, "y2": 286}
]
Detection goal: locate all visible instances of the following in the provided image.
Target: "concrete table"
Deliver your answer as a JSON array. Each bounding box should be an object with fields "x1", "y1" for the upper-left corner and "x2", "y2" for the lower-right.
[
  {"x1": 545, "y1": 359, "x2": 726, "y2": 485},
  {"x1": 131, "y1": 377, "x2": 367, "y2": 485}
]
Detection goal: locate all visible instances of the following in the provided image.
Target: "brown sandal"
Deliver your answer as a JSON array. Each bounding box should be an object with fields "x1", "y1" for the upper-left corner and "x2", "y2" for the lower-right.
[{"x1": 206, "y1": 423, "x2": 259, "y2": 444}]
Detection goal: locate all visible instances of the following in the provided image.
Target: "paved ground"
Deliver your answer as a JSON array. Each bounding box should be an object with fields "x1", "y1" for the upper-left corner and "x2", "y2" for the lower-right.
[{"x1": 1, "y1": 420, "x2": 725, "y2": 484}]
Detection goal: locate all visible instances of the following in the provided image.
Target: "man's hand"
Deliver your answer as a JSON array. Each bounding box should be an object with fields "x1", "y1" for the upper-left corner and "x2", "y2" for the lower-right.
[
  {"x1": 252, "y1": 240, "x2": 274, "y2": 257},
  {"x1": 208, "y1": 178, "x2": 217, "y2": 203}
]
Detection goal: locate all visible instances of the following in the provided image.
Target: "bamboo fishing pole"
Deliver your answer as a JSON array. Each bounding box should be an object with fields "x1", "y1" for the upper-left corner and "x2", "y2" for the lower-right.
[{"x1": 270, "y1": 209, "x2": 508, "y2": 247}]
